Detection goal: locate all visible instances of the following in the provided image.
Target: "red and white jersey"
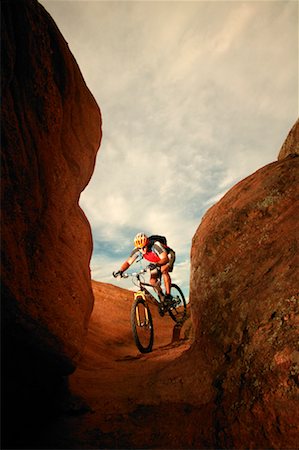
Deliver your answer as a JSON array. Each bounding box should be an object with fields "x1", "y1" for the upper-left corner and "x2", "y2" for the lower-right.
[{"x1": 130, "y1": 241, "x2": 166, "y2": 263}]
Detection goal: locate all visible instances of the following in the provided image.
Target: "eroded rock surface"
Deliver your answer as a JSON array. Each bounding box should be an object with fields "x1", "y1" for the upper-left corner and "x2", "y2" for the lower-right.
[
  {"x1": 1, "y1": 7, "x2": 101, "y2": 448},
  {"x1": 2, "y1": 0, "x2": 101, "y2": 373},
  {"x1": 1, "y1": 1, "x2": 101, "y2": 445},
  {"x1": 190, "y1": 155, "x2": 299, "y2": 448},
  {"x1": 278, "y1": 118, "x2": 299, "y2": 160}
]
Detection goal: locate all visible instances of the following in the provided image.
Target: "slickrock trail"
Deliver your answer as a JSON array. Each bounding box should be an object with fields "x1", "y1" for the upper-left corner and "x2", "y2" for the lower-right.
[
  {"x1": 2, "y1": 2, "x2": 299, "y2": 448},
  {"x1": 52, "y1": 281, "x2": 193, "y2": 449}
]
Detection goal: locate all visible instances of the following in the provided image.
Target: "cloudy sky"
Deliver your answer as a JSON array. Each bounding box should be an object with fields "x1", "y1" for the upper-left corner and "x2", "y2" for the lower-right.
[{"x1": 40, "y1": 0, "x2": 298, "y2": 298}]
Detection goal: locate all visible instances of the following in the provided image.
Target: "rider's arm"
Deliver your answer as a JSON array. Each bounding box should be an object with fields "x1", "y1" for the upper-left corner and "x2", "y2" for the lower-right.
[
  {"x1": 119, "y1": 249, "x2": 139, "y2": 272},
  {"x1": 120, "y1": 257, "x2": 133, "y2": 272},
  {"x1": 152, "y1": 242, "x2": 169, "y2": 267},
  {"x1": 156, "y1": 251, "x2": 169, "y2": 267}
]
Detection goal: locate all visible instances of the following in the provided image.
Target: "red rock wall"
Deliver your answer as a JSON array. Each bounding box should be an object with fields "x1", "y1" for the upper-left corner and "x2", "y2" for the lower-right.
[
  {"x1": 278, "y1": 118, "x2": 299, "y2": 160},
  {"x1": 1, "y1": 0, "x2": 101, "y2": 374},
  {"x1": 190, "y1": 155, "x2": 299, "y2": 448}
]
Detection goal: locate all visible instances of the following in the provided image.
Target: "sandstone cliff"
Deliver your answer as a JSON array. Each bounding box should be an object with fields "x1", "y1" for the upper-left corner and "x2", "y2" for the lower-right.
[
  {"x1": 1, "y1": 0, "x2": 101, "y2": 445},
  {"x1": 190, "y1": 153, "x2": 299, "y2": 448},
  {"x1": 2, "y1": 0, "x2": 101, "y2": 373},
  {"x1": 278, "y1": 118, "x2": 299, "y2": 160}
]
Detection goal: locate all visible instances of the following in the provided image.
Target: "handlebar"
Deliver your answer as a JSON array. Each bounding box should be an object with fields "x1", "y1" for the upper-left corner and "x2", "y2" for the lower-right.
[{"x1": 113, "y1": 269, "x2": 148, "y2": 279}]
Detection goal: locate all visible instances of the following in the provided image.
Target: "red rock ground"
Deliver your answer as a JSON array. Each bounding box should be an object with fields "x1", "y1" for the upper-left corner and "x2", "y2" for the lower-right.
[{"x1": 46, "y1": 281, "x2": 196, "y2": 449}]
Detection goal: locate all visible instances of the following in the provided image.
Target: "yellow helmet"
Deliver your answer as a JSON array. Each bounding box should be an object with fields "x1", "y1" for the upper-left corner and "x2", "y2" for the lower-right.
[{"x1": 134, "y1": 232, "x2": 149, "y2": 248}]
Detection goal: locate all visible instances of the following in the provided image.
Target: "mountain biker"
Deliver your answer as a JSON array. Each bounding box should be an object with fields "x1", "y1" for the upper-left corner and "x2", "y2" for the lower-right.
[{"x1": 113, "y1": 232, "x2": 175, "y2": 303}]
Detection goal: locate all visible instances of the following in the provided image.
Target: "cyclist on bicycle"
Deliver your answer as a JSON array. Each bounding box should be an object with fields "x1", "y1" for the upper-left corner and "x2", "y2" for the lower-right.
[{"x1": 114, "y1": 232, "x2": 175, "y2": 303}]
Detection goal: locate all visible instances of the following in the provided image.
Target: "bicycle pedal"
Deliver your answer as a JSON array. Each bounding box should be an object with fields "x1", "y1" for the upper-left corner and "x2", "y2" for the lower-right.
[
  {"x1": 165, "y1": 299, "x2": 174, "y2": 307},
  {"x1": 158, "y1": 308, "x2": 165, "y2": 317}
]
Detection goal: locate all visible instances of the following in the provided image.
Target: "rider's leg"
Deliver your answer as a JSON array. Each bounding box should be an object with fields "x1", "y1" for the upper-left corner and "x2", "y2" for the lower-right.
[
  {"x1": 161, "y1": 265, "x2": 171, "y2": 296},
  {"x1": 149, "y1": 272, "x2": 163, "y2": 296}
]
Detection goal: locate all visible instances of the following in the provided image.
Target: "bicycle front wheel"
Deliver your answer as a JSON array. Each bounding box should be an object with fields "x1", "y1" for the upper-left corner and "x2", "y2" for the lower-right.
[
  {"x1": 168, "y1": 284, "x2": 187, "y2": 324},
  {"x1": 131, "y1": 296, "x2": 154, "y2": 353}
]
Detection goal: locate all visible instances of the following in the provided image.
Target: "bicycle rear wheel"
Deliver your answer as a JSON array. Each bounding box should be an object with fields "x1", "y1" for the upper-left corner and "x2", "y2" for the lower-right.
[
  {"x1": 168, "y1": 284, "x2": 187, "y2": 324},
  {"x1": 131, "y1": 296, "x2": 154, "y2": 353}
]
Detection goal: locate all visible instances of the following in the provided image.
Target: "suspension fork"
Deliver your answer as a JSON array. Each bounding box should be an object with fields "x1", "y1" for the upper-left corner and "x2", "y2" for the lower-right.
[{"x1": 134, "y1": 291, "x2": 149, "y2": 326}]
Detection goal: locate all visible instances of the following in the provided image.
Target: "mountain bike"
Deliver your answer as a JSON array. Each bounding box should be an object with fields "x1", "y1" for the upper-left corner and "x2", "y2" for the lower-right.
[{"x1": 113, "y1": 269, "x2": 187, "y2": 353}]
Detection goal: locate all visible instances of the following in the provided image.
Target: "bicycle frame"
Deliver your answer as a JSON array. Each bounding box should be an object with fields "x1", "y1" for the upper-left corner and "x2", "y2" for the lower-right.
[
  {"x1": 114, "y1": 268, "x2": 187, "y2": 352},
  {"x1": 115, "y1": 266, "x2": 187, "y2": 317},
  {"x1": 131, "y1": 273, "x2": 162, "y2": 310}
]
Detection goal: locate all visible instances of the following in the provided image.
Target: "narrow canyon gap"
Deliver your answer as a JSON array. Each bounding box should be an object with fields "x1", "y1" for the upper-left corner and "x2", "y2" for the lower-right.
[{"x1": 1, "y1": 1, "x2": 298, "y2": 449}]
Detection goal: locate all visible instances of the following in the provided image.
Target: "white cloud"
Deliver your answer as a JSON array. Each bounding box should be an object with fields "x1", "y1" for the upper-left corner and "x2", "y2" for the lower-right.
[
  {"x1": 212, "y1": 3, "x2": 254, "y2": 54},
  {"x1": 41, "y1": 0, "x2": 298, "y2": 299}
]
